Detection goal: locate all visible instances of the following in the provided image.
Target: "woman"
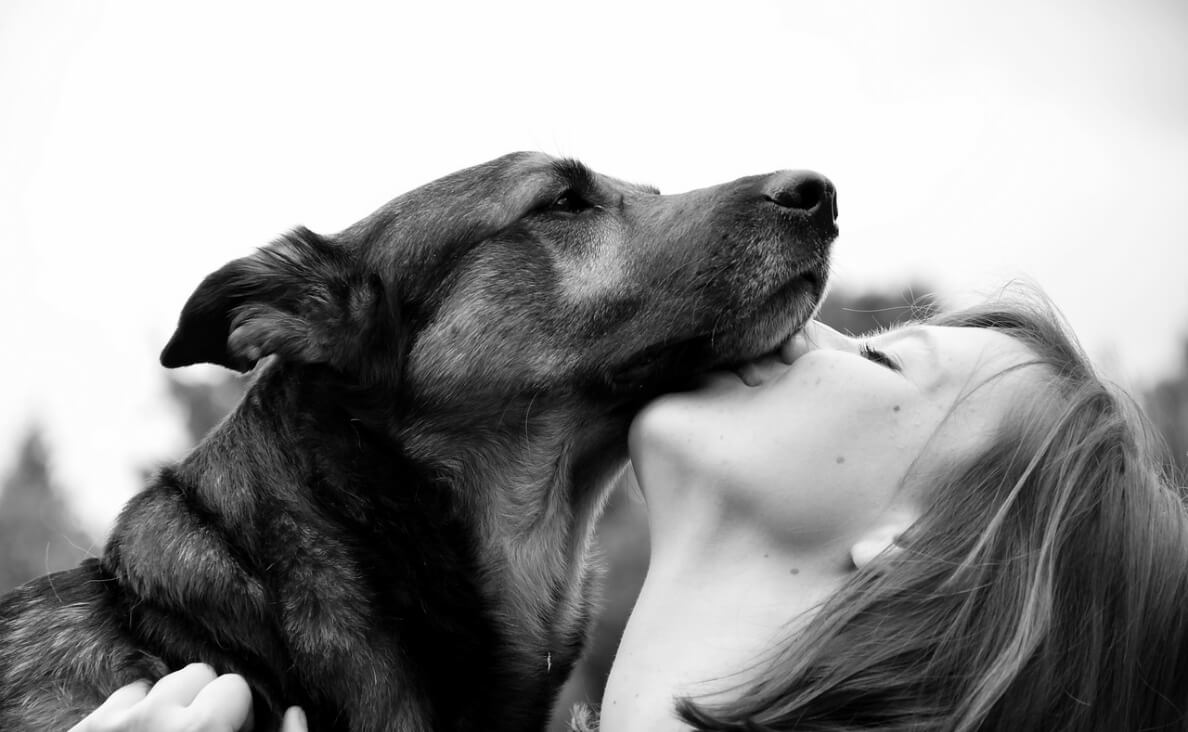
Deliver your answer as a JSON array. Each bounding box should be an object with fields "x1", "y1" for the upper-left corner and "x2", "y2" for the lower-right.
[
  {"x1": 74, "y1": 290, "x2": 1188, "y2": 731},
  {"x1": 604, "y1": 293, "x2": 1188, "y2": 731}
]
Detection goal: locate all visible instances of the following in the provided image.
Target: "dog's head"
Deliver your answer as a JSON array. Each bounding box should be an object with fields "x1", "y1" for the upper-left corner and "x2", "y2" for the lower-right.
[{"x1": 162, "y1": 152, "x2": 835, "y2": 422}]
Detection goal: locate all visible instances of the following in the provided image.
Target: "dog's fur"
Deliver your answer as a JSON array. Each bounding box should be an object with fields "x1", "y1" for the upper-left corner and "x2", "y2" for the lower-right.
[{"x1": 0, "y1": 153, "x2": 836, "y2": 731}]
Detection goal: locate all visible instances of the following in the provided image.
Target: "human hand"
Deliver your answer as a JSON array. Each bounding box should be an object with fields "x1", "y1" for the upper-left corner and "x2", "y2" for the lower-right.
[{"x1": 68, "y1": 663, "x2": 307, "y2": 732}]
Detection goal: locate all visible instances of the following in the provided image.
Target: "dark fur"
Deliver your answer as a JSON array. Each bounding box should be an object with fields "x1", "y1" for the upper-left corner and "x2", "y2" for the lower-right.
[{"x1": 0, "y1": 153, "x2": 836, "y2": 731}]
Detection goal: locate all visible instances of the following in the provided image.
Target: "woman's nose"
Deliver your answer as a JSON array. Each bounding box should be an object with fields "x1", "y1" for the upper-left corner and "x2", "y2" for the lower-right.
[{"x1": 779, "y1": 321, "x2": 858, "y2": 363}]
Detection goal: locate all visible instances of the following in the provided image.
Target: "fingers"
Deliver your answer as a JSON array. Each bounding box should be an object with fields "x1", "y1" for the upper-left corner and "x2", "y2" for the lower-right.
[
  {"x1": 144, "y1": 663, "x2": 219, "y2": 706},
  {"x1": 68, "y1": 680, "x2": 151, "y2": 731},
  {"x1": 188, "y1": 672, "x2": 254, "y2": 732},
  {"x1": 68, "y1": 664, "x2": 262, "y2": 732},
  {"x1": 281, "y1": 707, "x2": 308, "y2": 732}
]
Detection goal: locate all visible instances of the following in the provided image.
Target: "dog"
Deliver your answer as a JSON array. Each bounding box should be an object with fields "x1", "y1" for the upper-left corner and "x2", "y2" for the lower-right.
[{"x1": 0, "y1": 152, "x2": 836, "y2": 731}]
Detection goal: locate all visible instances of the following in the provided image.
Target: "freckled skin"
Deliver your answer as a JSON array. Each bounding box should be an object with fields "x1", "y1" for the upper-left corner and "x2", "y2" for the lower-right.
[{"x1": 631, "y1": 321, "x2": 1040, "y2": 555}]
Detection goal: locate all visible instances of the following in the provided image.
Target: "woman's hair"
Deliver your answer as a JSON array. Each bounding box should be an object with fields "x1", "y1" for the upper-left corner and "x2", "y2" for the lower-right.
[{"x1": 675, "y1": 289, "x2": 1188, "y2": 731}]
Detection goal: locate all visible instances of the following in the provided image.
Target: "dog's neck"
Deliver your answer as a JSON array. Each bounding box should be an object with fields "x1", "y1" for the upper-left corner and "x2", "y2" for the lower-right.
[
  {"x1": 399, "y1": 396, "x2": 631, "y2": 678},
  {"x1": 392, "y1": 380, "x2": 636, "y2": 703},
  {"x1": 107, "y1": 360, "x2": 628, "y2": 730}
]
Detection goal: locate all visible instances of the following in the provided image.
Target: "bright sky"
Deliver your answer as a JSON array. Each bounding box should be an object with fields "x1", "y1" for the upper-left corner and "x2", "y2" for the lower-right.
[{"x1": 2, "y1": 0, "x2": 1186, "y2": 537}]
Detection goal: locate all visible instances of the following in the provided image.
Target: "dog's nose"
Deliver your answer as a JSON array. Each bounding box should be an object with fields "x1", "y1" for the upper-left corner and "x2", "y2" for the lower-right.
[{"x1": 763, "y1": 171, "x2": 838, "y2": 223}]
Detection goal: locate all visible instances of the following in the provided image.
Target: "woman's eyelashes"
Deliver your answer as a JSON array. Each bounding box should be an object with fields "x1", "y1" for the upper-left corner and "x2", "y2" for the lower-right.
[{"x1": 859, "y1": 343, "x2": 903, "y2": 372}]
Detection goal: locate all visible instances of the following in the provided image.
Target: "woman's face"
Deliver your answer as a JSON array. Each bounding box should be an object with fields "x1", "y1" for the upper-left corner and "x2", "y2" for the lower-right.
[{"x1": 629, "y1": 320, "x2": 1039, "y2": 552}]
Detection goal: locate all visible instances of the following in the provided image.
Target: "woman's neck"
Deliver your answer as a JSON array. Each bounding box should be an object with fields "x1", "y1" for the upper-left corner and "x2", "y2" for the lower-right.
[{"x1": 600, "y1": 476, "x2": 851, "y2": 732}]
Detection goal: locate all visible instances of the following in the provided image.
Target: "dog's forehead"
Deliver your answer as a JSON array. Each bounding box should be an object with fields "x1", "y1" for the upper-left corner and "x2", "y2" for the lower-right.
[
  {"x1": 592, "y1": 172, "x2": 659, "y2": 196},
  {"x1": 366, "y1": 152, "x2": 652, "y2": 226},
  {"x1": 393, "y1": 152, "x2": 565, "y2": 213},
  {"x1": 343, "y1": 152, "x2": 662, "y2": 283},
  {"x1": 544, "y1": 156, "x2": 658, "y2": 197},
  {"x1": 476, "y1": 150, "x2": 558, "y2": 183},
  {"x1": 473, "y1": 152, "x2": 656, "y2": 197},
  {"x1": 343, "y1": 153, "x2": 561, "y2": 251},
  {"x1": 485, "y1": 153, "x2": 652, "y2": 197}
]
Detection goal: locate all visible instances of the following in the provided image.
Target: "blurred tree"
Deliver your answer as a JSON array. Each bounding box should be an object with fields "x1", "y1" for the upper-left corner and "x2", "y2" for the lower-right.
[
  {"x1": 166, "y1": 371, "x2": 248, "y2": 445},
  {"x1": 134, "y1": 372, "x2": 248, "y2": 487},
  {"x1": 1143, "y1": 338, "x2": 1188, "y2": 482},
  {"x1": 548, "y1": 282, "x2": 939, "y2": 729},
  {"x1": 0, "y1": 371, "x2": 246, "y2": 597},
  {"x1": 0, "y1": 425, "x2": 94, "y2": 594}
]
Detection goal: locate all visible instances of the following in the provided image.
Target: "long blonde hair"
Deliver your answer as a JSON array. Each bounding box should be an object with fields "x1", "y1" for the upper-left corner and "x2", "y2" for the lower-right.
[{"x1": 676, "y1": 292, "x2": 1188, "y2": 731}]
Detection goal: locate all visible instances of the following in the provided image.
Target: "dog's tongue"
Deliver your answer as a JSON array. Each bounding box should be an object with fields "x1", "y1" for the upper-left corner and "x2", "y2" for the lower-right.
[
  {"x1": 735, "y1": 328, "x2": 807, "y2": 386},
  {"x1": 778, "y1": 328, "x2": 810, "y2": 364}
]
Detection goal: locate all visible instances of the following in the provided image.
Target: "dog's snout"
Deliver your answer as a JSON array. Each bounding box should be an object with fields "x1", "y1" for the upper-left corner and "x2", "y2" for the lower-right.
[{"x1": 763, "y1": 171, "x2": 838, "y2": 223}]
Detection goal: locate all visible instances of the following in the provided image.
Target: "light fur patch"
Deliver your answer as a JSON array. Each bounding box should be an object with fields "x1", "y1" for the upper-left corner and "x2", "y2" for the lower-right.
[{"x1": 554, "y1": 224, "x2": 630, "y2": 303}]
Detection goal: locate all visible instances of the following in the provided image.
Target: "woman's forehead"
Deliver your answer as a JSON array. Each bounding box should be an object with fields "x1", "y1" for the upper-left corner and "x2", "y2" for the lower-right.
[
  {"x1": 878, "y1": 324, "x2": 1038, "y2": 393},
  {"x1": 935, "y1": 325, "x2": 1034, "y2": 369},
  {"x1": 907, "y1": 326, "x2": 1043, "y2": 469}
]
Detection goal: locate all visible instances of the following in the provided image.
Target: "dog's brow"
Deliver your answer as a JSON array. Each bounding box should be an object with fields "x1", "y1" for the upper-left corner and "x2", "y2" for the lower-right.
[
  {"x1": 551, "y1": 159, "x2": 659, "y2": 196},
  {"x1": 551, "y1": 158, "x2": 598, "y2": 190}
]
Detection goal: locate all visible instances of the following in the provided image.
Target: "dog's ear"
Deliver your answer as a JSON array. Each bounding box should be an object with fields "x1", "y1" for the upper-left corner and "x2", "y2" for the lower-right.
[{"x1": 160, "y1": 227, "x2": 399, "y2": 379}]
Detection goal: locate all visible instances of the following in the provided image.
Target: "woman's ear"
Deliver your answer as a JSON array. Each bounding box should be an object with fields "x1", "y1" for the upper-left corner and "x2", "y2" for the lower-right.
[{"x1": 849, "y1": 508, "x2": 917, "y2": 570}]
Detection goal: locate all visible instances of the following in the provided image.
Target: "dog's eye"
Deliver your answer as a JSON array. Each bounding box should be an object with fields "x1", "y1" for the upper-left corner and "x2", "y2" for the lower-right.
[{"x1": 550, "y1": 189, "x2": 594, "y2": 214}]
